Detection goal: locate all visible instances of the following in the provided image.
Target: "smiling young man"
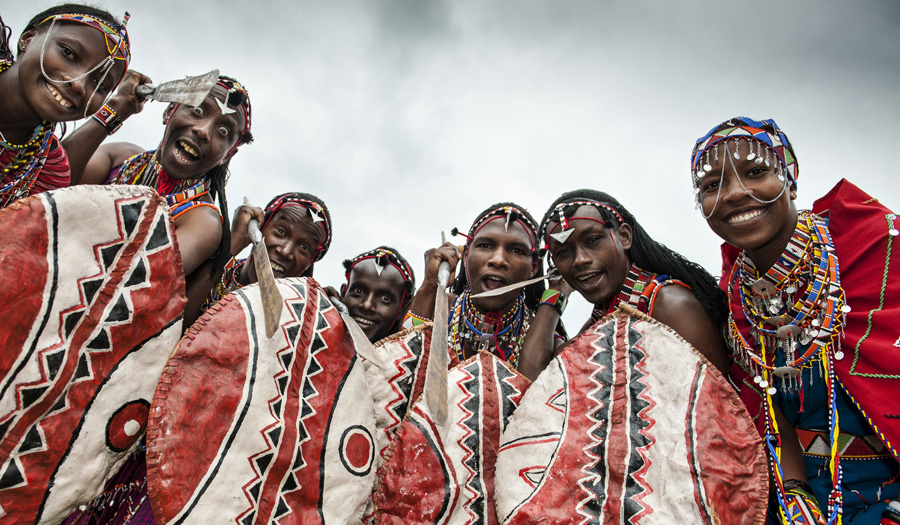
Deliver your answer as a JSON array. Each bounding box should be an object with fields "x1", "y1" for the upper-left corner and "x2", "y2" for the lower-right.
[
  {"x1": 339, "y1": 246, "x2": 415, "y2": 343},
  {"x1": 65, "y1": 74, "x2": 253, "y2": 281},
  {"x1": 0, "y1": 5, "x2": 131, "y2": 208},
  {"x1": 537, "y1": 190, "x2": 729, "y2": 376},
  {"x1": 692, "y1": 117, "x2": 900, "y2": 523},
  {"x1": 403, "y1": 203, "x2": 561, "y2": 374},
  {"x1": 199, "y1": 192, "x2": 332, "y2": 317}
]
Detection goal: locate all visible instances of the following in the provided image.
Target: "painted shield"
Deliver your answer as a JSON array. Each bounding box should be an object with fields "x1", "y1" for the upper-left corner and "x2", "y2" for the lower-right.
[
  {"x1": 372, "y1": 351, "x2": 531, "y2": 524},
  {"x1": 0, "y1": 185, "x2": 185, "y2": 523},
  {"x1": 147, "y1": 277, "x2": 377, "y2": 524},
  {"x1": 364, "y1": 323, "x2": 433, "y2": 469},
  {"x1": 495, "y1": 308, "x2": 768, "y2": 524}
]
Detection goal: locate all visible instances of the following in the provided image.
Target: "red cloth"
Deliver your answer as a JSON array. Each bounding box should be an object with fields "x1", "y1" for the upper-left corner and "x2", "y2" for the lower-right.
[
  {"x1": 0, "y1": 135, "x2": 71, "y2": 196},
  {"x1": 722, "y1": 179, "x2": 900, "y2": 462}
]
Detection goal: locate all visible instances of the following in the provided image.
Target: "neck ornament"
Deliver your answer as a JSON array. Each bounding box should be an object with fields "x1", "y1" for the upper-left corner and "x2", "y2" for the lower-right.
[
  {"x1": 448, "y1": 288, "x2": 530, "y2": 366},
  {"x1": 728, "y1": 211, "x2": 848, "y2": 394},
  {"x1": 589, "y1": 263, "x2": 656, "y2": 325}
]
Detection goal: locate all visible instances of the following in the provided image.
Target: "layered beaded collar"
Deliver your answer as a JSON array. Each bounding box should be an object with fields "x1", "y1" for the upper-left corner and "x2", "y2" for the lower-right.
[
  {"x1": 589, "y1": 263, "x2": 657, "y2": 325},
  {"x1": 448, "y1": 288, "x2": 530, "y2": 366},
  {"x1": 112, "y1": 150, "x2": 209, "y2": 199},
  {"x1": 727, "y1": 211, "x2": 848, "y2": 393},
  {"x1": 0, "y1": 60, "x2": 55, "y2": 208}
]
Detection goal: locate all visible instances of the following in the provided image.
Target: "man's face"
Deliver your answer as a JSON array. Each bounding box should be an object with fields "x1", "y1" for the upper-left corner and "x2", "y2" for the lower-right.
[
  {"x1": 342, "y1": 262, "x2": 407, "y2": 342},
  {"x1": 466, "y1": 219, "x2": 537, "y2": 312}
]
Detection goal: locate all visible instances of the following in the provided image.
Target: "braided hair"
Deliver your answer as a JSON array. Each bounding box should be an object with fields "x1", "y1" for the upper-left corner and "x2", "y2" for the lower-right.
[
  {"x1": 451, "y1": 202, "x2": 544, "y2": 311},
  {"x1": 205, "y1": 75, "x2": 253, "y2": 276},
  {"x1": 0, "y1": 15, "x2": 13, "y2": 62},
  {"x1": 24, "y1": 4, "x2": 123, "y2": 34},
  {"x1": 262, "y1": 192, "x2": 331, "y2": 278},
  {"x1": 539, "y1": 189, "x2": 727, "y2": 327}
]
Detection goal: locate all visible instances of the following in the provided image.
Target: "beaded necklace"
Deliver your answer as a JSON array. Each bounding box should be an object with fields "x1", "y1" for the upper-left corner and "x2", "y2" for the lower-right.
[
  {"x1": 205, "y1": 257, "x2": 246, "y2": 311},
  {"x1": 727, "y1": 212, "x2": 848, "y2": 391},
  {"x1": 448, "y1": 288, "x2": 531, "y2": 367},
  {"x1": 0, "y1": 60, "x2": 56, "y2": 208},
  {"x1": 727, "y1": 211, "x2": 846, "y2": 523},
  {"x1": 589, "y1": 264, "x2": 660, "y2": 325}
]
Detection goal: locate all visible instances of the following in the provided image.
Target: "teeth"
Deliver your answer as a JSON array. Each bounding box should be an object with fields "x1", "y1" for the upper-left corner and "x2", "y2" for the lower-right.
[
  {"x1": 46, "y1": 84, "x2": 73, "y2": 108},
  {"x1": 178, "y1": 140, "x2": 199, "y2": 158},
  {"x1": 271, "y1": 262, "x2": 285, "y2": 273},
  {"x1": 353, "y1": 317, "x2": 374, "y2": 326},
  {"x1": 728, "y1": 209, "x2": 763, "y2": 224}
]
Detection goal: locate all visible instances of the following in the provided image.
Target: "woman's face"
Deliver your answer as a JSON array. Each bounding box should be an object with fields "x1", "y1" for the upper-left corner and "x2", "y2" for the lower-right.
[
  {"x1": 17, "y1": 21, "x2": 127, "y2": 121},
  {"x1": 696, "y1": 139, "x2": 798, "y2": 267},
  {"x1": 546, "y1": 205, "x2": 632, "y2": 305}
]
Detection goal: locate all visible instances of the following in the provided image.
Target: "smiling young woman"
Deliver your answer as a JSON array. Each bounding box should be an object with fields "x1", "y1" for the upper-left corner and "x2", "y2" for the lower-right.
[
  {"x1": 0, "y1": 5, "x2": 130, "y2": 208},
  {"x1": 691, "y1": 116, "x2": 900, "y2": 523}
]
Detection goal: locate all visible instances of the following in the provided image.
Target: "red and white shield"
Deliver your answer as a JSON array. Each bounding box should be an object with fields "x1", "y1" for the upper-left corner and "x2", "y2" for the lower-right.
[
  {"x1": 372, "y1": 351, "x2": 531, "y2": 524},
  {"x1": 0, "y1": 186, "x2": 184, "y2": 523},
  {"x1": 147, "y1": 277, "x2": 377, "y2": 524},
  {"x1": 495, "y1": 308, "x2": 768, "y2": 524},
  {"x1": 364, "y1": 323, "x2": 433, "y2": 470}
]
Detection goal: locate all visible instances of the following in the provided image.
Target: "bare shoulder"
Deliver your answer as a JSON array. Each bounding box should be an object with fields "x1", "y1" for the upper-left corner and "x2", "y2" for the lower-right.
[
  {"x1": 103, "y1": 142, "x2": 145, "y2": 167},
  {"x1": 652, "y1": 283, "x2": 730, "y2": 375}
]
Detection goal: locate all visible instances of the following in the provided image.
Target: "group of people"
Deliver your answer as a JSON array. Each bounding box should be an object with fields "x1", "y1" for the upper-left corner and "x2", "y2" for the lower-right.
[{"x1": 2, "y1": 4, "x2": 899, "y2": 524}]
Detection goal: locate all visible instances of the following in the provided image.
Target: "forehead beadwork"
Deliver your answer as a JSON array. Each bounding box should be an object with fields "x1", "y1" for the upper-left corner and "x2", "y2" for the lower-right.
[{"x1": 543, "y1": 200, "x2": 623, "y2": 247}]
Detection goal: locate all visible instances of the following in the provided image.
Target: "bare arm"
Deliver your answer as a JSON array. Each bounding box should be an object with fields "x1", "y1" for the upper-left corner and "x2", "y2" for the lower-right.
[
  {"x1": 518, "y1": 277, "x2": 572, "y2": 381},
  {"x1": 62, "y1": 70, "x2": 152, "y2": 184},
  {"x1": 173, "y1": 206, "x2": 224, "y2": 276},
  {"x1": 650, "y1": 285, "x2": 731, "y2": 376},
  {"x1": 404, "y1": 242, "x2": 461, "y2": 321}
]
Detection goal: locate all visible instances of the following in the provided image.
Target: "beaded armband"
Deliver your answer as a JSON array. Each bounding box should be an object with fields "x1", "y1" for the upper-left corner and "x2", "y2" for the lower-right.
[
  {"x1": 779, "y1": 479, "x2": 825, "y2": 525},
  {"x1": 402, "y1": 311, "x2": 432, "y2": 330},
  {"x1": 93, "y1": 104, "x2": 123, "y2": 135},
  {"x1": 540, "y1": 289, "x2": 568, "y2": 315}
]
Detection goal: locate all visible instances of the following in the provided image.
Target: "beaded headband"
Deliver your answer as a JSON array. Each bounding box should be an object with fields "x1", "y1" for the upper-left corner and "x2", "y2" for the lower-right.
[
  {"x1": 344, "y1": 247, "x2": 415, "y2": 286},
  {"x1": 262, "y1": 193, "x2": 331, "y2": 262},
  {"x1": 40, "y1": 13, "x2": 131, "y2": 65},
  {"x1": 459, "y1": 204, "x2": 539, "y2": 252},
  {"x1": 215, "y1": 77, "x2": 252, "y2": 137},
  {"x1": 691, "y1": 117, "x2": 798, "y2": 189},
  {"x1": 541, "y1": 199, "x2": 624, "y2": 247}
]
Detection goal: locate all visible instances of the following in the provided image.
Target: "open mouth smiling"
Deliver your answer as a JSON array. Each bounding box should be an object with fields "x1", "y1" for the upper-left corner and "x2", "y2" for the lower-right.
[
  {"x1": 174, "y1": 139, "x2": 200, "y2": 163},
  {"x1": 44, "y1": 82, "x2": 74, "y2": 109},
  {"x1": 481, "y1": 275, "x2": 507, "y2": 291},
  {"x1": 726, "y1": 208, "x2": 765, "y2": 225}
]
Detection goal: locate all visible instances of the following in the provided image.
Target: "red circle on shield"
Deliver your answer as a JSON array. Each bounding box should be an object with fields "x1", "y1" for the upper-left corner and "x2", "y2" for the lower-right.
[
  {"x1": 340, "y1": 425, "x2": 374, "y2": 477},
  {"x1": 106, "y1": 400, "x2": 150, "y2": 452}
]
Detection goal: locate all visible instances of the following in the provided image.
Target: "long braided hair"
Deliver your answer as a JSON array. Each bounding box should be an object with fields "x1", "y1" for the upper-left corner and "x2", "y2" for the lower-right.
[
  {"x1": 539, "y1": 189, "x2": 727, "y2": 327},
  {"x1": 197, "y1": 75, "x2": 253, "y2": 276},
  {"x1": 451, "y1": 202, "x2": 544, "y2": 311}
]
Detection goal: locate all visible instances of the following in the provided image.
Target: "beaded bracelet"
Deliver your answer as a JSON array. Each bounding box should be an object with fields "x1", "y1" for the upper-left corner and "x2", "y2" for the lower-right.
[
  {"x1": 402, "y1": 311, "x2": 432, "y2": 330},
  {"x1": 93, "y1": 104, "x2": 123, "y2": 135},
  {"x1": 540, "y1": 289, "x2": 568, "y2": 315}
]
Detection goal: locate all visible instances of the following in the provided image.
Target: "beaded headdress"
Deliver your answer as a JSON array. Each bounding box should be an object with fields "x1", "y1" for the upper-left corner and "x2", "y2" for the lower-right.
[
  {"x1": 262, "y1": 192, "x2": 332, "y2": 262},
  {"x1": 690, "y1": 117, "x2": 798, "y2": 189},
  {"x1": 454, "y1": 203, "x2": 539, "y2": 253},
  {"x1": 540, "y1": 199, "x2": 625, "y2": 248},
  {"x1": 343, "y1": 246, "x2": 415, "y2": 290},
  {"x1": 38, "y1": 13, "x2": 132, "y2": 117},
  {"x1": 214, "y1": 76, "x2": 252, "y2": 152}
]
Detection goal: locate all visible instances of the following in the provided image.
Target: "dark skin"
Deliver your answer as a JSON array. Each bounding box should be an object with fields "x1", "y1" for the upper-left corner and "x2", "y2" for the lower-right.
[
  {"x1": 544, "y1": 205, "x2": 730, "y2": 377},
  {"x1": 340, "y1": 263, "x2": 409, "y2": 342},
  {"x1": 0, "y1": 20, "x2": 127, "y2": 143},
  {"x1": 183, "y1": 204, "x2": 324, "y2": 328},
  {"x1": 406, "y1": 219, "x2": 553, "y2": 365},
  {"x1": 66, "y1": 85, "x2": 247, "y2": 276},
  {"x1": 697, "y1": 139, "x2": 806, "y2": 483}
]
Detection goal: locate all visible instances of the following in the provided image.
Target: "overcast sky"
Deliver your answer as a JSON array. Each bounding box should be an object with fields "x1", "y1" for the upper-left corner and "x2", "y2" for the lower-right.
[{"x1": 7, "y1": 1, "x2": 899, "y2": 326}]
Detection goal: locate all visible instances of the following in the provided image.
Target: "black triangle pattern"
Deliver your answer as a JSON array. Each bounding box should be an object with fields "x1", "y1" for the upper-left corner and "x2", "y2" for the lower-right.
[
  {"x1": 87, "y1": 329, "x2": 111, "y2": 350},
  {"x1": 81, "y1": 278, "x2": 103, "y2": 305},
  {"x1": 45, "y1": 349, "x2": 64, "y2": 380},
  {"x1": 18, "y1": 425, "x2": 44, "y2": 454},
  {"x1": 63, "y1": 311, "x2": 83, "y2": 339},
  {"x1": 120, "y1": 201, "x2": 145, "y2": 237},
  {"x1": 0, "y1": 460, "x2": 24, "y2": 490},
  {"x1": 100, "y1": 243, "x2": 123, "y2": 271},
  {"x1": 20, "y1": 385, "x2": 48, "y2": 409},
  {"x1": 124, "y1": 258, "x2": 147, "y2": 288},
  {"x1": 146, "y1": 215, "x2": 170, "y2": 251}
]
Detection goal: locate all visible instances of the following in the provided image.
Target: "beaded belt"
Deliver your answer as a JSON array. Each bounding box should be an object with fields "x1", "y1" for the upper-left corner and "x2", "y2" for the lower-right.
[{"x1": 796, "y1": 428, "x2": 891, "y2": 459}]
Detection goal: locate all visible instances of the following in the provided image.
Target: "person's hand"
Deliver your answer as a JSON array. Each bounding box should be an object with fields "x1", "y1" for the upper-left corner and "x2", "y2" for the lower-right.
[
  {"x1": 106, "y1": 70, "x2": 152, "y2": 120},
  {"x1": 422, "y1": 242, "x2": 463, "y2": 287},
  {"x1": 546, "y1": 265, "x2": 575, "y2": 297},
  {"x1": 230, "y1": 203, "x2": 265, "y2": 256},
  {"x1": 323, "y1": 285, "x2": 342, "y2": 302}
]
